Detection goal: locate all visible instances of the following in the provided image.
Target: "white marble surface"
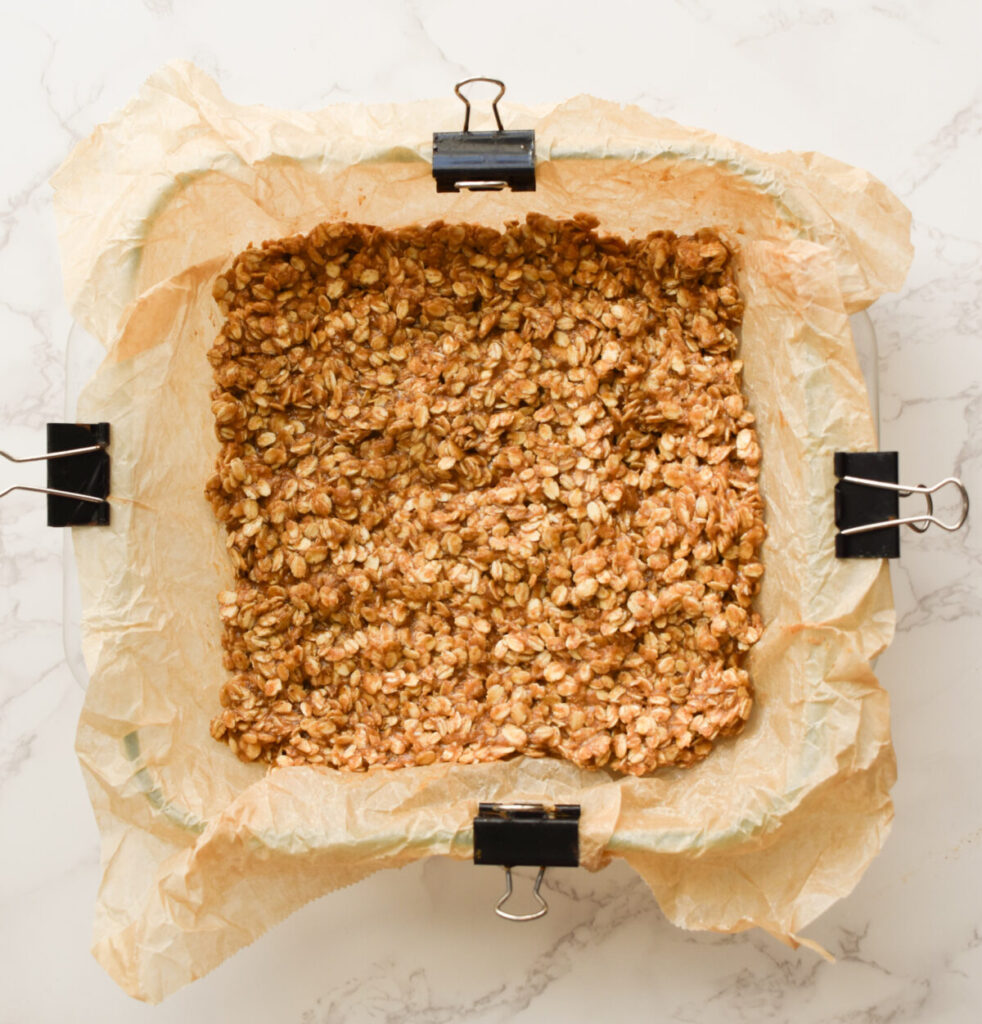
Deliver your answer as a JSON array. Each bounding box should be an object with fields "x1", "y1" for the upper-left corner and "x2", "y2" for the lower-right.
[{"x1": 1, "y1": 1, "x2": 979, "y2": 1019}]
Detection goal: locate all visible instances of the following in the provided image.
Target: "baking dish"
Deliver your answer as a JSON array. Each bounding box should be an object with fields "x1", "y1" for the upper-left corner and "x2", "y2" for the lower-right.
[{"x1": 46, "y1": 67, "x2": 967, "y2": 1000}]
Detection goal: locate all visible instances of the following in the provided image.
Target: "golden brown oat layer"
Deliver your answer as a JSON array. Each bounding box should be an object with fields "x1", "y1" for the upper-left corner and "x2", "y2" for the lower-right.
[{"x1": 206, "y1": 214, "x2": 764, "y2": 775}]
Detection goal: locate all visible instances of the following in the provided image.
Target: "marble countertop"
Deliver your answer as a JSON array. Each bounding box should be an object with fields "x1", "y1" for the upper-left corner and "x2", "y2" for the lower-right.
[{"x1": 1, "y1": 1, "x2": 979, "y2": 1020}]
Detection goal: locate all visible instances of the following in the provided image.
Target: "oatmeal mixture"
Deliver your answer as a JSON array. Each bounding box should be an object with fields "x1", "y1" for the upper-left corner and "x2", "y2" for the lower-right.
[{"x1": 206, "y1": 214, "x2": 764, "y2": 775}]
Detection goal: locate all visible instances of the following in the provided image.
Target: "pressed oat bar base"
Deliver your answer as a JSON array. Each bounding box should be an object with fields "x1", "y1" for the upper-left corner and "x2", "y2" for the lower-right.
[{"x1": 206, "y1": 214, "x2": 765, "y2": 776}]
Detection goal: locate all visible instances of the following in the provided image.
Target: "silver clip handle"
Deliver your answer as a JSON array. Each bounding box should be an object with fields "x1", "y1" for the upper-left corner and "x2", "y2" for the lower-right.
[
  {"x1": 838, "y1": 475, "x2": 969, "y2": 536},
  {"x1": 454, "y1": 77, "x2": 506, "y2": 133},
  {"x1": 494, "y1": 866, "x2": 549, "y2": 922},
  {"x1": 452, "y1": 180, "x2": 508, "y2": 192}
]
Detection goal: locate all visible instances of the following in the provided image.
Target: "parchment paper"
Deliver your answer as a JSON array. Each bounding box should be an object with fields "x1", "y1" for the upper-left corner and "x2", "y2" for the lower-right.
[{"x1": 53, "y1": 62, "x2": 911, "y2": 1003}]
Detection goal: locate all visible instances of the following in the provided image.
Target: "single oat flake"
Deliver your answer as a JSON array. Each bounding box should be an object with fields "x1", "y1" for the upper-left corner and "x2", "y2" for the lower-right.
[{"x1": 206, "y1": 213, "x2": 764, "y2": 776}]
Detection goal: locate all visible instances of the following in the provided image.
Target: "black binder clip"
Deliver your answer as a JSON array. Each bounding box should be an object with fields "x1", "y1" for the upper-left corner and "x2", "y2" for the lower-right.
[
  {"x1": 432, "y1": 78, "x2": 535, "y2": 194},
  {"x1": 1, "y1": 423, "x2": 110, "y2": 526},
  {"x1": 834, "y1": 451, "x2": 967, "y2": 558},
  {"x1": 473, "y1": 803, "x2": 580, "y2": 921}
]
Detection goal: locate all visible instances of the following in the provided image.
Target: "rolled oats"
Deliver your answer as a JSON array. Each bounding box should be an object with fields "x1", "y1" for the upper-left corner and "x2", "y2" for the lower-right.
[{"x1": 206, "y1": 214, "x2": 765, "y2": 776}]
